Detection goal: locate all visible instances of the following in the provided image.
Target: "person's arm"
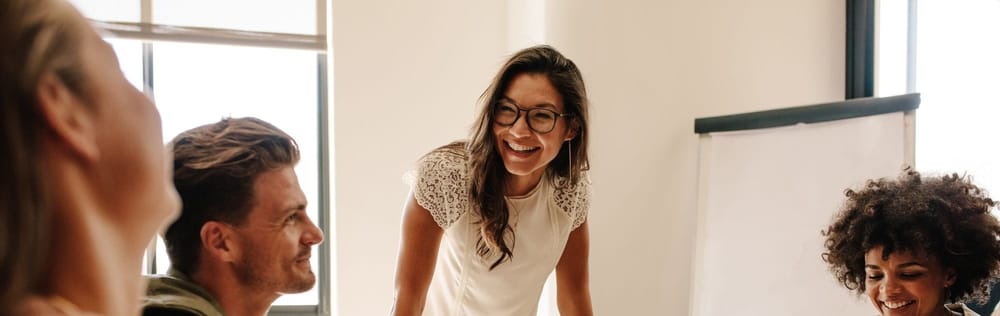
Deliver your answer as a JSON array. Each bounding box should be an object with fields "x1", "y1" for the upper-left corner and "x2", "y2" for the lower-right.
[
  {"x1": 555, "y1": 220, "x2": 593, "y2": 316},
  {"x1": 391, "y1": 192, "x2": 444, "y2": 316}
]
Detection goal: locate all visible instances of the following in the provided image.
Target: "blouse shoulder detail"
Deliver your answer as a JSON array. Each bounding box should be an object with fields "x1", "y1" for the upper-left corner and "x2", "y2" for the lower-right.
[
  {"x1": 413, "y1": 148, "x2": 470, "y2": 229},
  {"x1": 552, "y1": 172, "x2": 591, "y2": 230}
]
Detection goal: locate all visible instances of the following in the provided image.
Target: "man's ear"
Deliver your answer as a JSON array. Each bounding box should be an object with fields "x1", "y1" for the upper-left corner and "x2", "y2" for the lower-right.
[
  {"x1": 200, "y1": 221, "x2": 238, "y2": 263},
  {"x1": 35, "y1": 73, "x2": 99, "y2": 162}
]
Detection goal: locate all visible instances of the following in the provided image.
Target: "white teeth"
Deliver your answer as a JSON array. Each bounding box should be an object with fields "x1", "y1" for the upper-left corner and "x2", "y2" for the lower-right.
[
  {"x1": 883, "y1": 300, "x2": 913, "y2": 309},
  {"x1": 508, "y1": 142, "x2": 538, "y2": 152}
]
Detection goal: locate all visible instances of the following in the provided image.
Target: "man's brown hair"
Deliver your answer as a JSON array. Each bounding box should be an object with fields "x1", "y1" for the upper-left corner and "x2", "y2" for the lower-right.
[{"x1": 165, "y1": 117, "x2": 300, "y2": 275}]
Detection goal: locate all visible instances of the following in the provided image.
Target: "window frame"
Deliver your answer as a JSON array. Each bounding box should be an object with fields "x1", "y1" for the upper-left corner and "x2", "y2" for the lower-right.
[
  {"x1": 847, "y1": 0, "x2": 918, "y2": 98},
  {"x1": 846, "y1": 0, "x2": 876, "y2": 99},
  {"x1": 857, "y1": 1, "x2": 1000, "y2": 314},
  {"x1": 846, "y1": 0, "x2": 918, "y2": 167},
  {"x1": 84, "y1": 1, "x2": 332, "y2": 315}
]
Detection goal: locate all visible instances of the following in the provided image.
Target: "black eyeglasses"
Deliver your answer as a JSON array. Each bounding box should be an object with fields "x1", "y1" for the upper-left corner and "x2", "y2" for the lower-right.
[{"x1": 493, "y1": 100, "x2": 573, "y2": 134}]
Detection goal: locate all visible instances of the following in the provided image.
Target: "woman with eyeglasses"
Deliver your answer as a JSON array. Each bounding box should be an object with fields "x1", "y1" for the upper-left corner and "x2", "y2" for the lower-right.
[
  {"x1": 822, "y1": 170, "x2": 1000, "y2": 316},
  {"x1": 1, "y1": 0, "x2": 181, "y2": 314},
  {"x1": 392, "y1": 45, "x2": 593, "y2": 316}
]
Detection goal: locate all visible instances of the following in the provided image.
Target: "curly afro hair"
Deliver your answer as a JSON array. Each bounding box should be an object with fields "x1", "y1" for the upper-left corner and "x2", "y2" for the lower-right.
[{"x1": 822, "y1": 169, "x2": 1000, "y2": 303}]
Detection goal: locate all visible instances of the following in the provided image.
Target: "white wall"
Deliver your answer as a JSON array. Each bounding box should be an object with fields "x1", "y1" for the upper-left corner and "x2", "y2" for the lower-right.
[
  {"x1": 330, "y1": 0, "x2": 845, "y2": 315},
  {"x1": 545, "y1": 0, "x2": 844, "y2": 314},
  {"x1": 330, "y1": 1, "x2": 509, "y2": 315}
]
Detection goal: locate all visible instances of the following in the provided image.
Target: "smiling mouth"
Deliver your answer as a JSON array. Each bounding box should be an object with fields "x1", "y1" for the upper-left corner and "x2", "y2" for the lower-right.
[
  {"x1": 506, "y1": 141, "x2": 540, "y2": 153},
  {"x1": 295, "y1": 249, "x2": 311, "y2": 263},
  {"x1": 882, "y1": 300, "x2": 915, "y2": 310},
  {"x1": 295, "y1": 257, "x2": 311, "y2": 268}
]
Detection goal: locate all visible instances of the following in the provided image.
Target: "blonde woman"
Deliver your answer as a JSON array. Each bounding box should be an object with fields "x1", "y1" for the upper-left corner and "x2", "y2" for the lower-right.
[{"x1": 1, "y1": 0, "x2": 180, "y2": 314}]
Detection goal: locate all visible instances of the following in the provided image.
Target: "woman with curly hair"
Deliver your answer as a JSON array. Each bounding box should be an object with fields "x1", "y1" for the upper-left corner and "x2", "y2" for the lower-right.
[{"x1": 823, "y1": 170, "x2": 1000, "y2": 316}]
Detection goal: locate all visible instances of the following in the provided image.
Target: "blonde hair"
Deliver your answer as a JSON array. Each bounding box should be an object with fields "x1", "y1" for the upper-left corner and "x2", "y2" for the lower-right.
[{"x1": 1, "y1": 0, "x2": 89, "y2": 306}]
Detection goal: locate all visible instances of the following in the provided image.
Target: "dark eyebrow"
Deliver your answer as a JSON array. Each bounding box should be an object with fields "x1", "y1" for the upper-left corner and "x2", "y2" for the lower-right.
[
  {"x1": 498, "y1": 96, "x2": 558, "y2": 110},
  {"x1": 276, "y1": 203, "x2": 306, "y2": 221},
  {"x1": 865, "y1": 262, "x2": 926, "y2": 270},
  {"x1": 896, "y1": 262, "x2": 926, "y2": 269},
  {"x1": 287, "y1": 203, "x2": 307, "y2": 213}
]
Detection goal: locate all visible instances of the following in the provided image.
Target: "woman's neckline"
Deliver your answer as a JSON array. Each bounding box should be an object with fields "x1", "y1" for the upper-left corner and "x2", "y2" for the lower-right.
[{"x1": 505, "y1": 175, "x2": 546, "y2": 200}]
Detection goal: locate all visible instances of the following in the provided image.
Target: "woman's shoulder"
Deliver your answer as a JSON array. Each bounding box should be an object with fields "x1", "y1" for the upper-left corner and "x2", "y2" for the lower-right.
[
  {"x1": 551, "y1": 171, "x2": 591, "y2": 202},
  {"x1": 550, "y1": 171, "x2": 592, "y2": 230},
  {"x1": 945, "y1": 303, "x2": 981, "y2": 316},
  {"x1": 412, "y1": 142, "x2": 471, "y2": 229},
  {"x1": 416, "y1": 142, "x2": 470, "y2": 183},
  {"x1": 420, "y1": 143, "x2": 468, "y2": 168}
]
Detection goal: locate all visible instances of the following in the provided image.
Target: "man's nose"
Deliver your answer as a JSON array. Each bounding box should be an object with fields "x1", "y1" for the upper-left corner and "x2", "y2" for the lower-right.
[{"x1": 302, "y1": 216, "x2": 324, "y2": 246}]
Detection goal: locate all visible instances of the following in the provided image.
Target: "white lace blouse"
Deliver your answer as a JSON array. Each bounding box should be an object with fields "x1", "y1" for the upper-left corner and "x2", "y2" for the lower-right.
[{"x1": 411, "y1": 149, "x2": 590, "y2": 316}]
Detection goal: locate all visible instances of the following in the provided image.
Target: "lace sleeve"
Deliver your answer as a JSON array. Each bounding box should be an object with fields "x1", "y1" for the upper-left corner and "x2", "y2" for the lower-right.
[
  {"x1": 412, "y1": 149, "x2": 469, "y2": 229},
  {"x1": 553, "y1": 173, "x2": 591, "y2": 230}
]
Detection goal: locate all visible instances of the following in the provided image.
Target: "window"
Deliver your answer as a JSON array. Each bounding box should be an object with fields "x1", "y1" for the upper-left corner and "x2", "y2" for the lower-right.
[
  {"x1": 874, "y1": 0, "x2": 1000, "y2": 193},
  {"x1": 873, "y1": 0, "x2": 1000, "y2": 313},
  {"x1": 69, "y1": 1, "x2": 330, "y2": 314}
]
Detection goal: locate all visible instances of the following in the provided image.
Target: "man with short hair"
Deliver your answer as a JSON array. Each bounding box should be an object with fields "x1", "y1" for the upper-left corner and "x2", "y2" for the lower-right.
[{"x1": 143, "y1": 117, "x2": 324, "y2": 316}]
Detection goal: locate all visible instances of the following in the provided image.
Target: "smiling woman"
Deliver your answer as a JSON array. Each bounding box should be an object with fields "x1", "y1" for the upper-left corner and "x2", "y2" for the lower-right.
[
  {"x1": 1, "y1": 0, "x2": 180, "y2": 314},
  {"x1": 823, "y1": 170, "x2": 1000, "y2": 316},
  {"x1": 392, "y1": 45, "x2": 593, "y2": 316}
]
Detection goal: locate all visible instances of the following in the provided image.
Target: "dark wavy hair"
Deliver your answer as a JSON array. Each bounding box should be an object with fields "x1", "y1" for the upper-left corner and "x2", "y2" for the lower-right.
[
  {"x1": 165, "y1": 117, "x2": 299, "y2": 275},
  {"x1": 822, "y1": 169, "x2": 1000, "y2": 303},
  {"x1": 439, "y1": 45, "x2": 589, "y2": 270}
]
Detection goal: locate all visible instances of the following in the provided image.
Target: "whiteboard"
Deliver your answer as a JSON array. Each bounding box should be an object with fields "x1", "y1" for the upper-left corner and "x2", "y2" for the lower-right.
[{"x1": 690, "y1": 111, "x2": 913, "y2": 316}]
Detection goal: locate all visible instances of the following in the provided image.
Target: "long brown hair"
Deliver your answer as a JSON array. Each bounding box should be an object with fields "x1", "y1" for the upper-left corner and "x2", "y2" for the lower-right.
[
  {"x1": 1, "y1": 0, "x2": 88, "y2": 307},
  {"x1": 459, "y1": 45, "x2": 590, "y2": 269}
]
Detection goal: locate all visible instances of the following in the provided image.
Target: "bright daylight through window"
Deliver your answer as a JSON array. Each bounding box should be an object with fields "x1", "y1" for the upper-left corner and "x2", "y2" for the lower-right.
[
  {"x1": 877, "y1": 0, "x2": 1000, "y2": 194},
  {"x1": 68, "y1": 0, "x2": 330, "y2": 313}
]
